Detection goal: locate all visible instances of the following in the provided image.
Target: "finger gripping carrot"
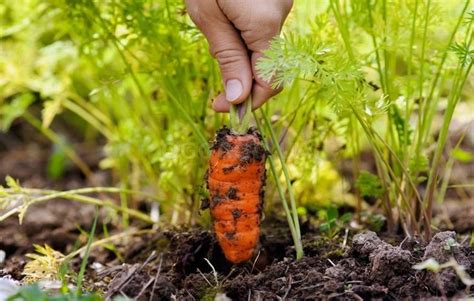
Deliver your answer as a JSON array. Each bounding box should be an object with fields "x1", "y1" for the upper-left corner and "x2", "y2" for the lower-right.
[{"x1": 206, "y1": 126, "x2": 267, "y2": 264}]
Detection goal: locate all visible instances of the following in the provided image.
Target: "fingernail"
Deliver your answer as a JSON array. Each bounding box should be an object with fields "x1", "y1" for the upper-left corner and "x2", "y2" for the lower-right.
[{"x1": 225, "y1": 79, "x2": 243, "y2": 103}]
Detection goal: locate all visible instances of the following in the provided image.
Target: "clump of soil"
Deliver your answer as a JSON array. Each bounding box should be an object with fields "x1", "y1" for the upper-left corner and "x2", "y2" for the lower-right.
[{"x1": 421, "y1": 231, "x2": 472, "y2": 295}]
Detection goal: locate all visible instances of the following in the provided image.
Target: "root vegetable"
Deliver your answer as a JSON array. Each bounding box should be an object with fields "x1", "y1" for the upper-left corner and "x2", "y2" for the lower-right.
[{"x1": 206, "y1": 126, "x2": 267, "y2": 263}]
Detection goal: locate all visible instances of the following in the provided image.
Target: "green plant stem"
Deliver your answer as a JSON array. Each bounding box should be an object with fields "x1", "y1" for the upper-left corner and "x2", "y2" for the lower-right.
[
  {"x1": 436, "y1": 131, "x2": 466, "y2": 204},
  {"x1": 410, "y1": 0, "x2": 469, "y2": 155},
  {"x1": 76, "y1": 210, "x2": 98, "y2": 296},
  {"x1": 404, "y1": 0, "x2": 419, "y2": 161},
  {"x1": 381, "y1": 0, "x2": 391, "y2": 100},
  {"x1": 404, "y1": 1, "x2": 470, "y2": 236},
  {"x1": 349, "y1": 103, "x2": 431, "y2": 235},
  {"x1": 350, "y1": 109, "x2": 396, "y2": 232},
  {"x1": 63, "y1": 98, "x2": 113, "y2": 140},
  {"x1": 350, "y1": 116, "x2": 362, "y2": 224},
  {"x1": 260, "y1": 110, "x2": 303, "y2": 259},
  {"x1": 365, "y1": 0, "x2": 387, "y2": 94},
  {"x1": 423, "y1": 60, "x2": 473, "y2": 240},
  {"x1": 120, "y1": 180, "x2": 130, "y2": 228},
  {"x1": 230, "y1": 98, "x2": 252, "y2": 134},
  {"x1": 66, "y1": 92, "x2": 113, "y2": 129},
  {"x1": 404, "y1": 0, "x2": 420, "y2": 229},
  {"x1": 1, "y1": 187, "x2": 156, "y2": 224},
  {"x1": 413, "y1": 0, "x2": 431, "y2": 171},
  {"x1": 253, "y1": 113, "x2": 303, "y2": 259},
  {"x1": 420, "y1": 0, "x2": 470, "y2": 142},
  {"x1": 423, "y1": 11, "x2": 473, "y2": 238},
  {"x1": 365, "y1": 0, "x2": 398, "y2": 163},
  {"x1": 22, "y1": 111, "x2": 93, "y2": 179},
  {"x1": 330, "y1": 0, "x2": 355, "y2": 62}
]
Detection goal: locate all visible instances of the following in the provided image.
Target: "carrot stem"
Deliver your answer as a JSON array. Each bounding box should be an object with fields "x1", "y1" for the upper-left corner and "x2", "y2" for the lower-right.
[{"x1": 230, "y1": 98, "x2": 252, "y2": 134}]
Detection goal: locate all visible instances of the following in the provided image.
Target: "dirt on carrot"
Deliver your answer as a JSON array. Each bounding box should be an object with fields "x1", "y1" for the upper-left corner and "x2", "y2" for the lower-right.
[{"x1": 206, "y1": 126, "x2": 267, "y2": 264}]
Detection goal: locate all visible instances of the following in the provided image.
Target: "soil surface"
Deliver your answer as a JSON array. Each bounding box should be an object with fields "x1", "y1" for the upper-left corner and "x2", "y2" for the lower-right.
[
  {"x1": 1, "y1": 120, "x2": 474, "y2": 300},
  {"x1": 3, "y1": 212, "x2": 474, "y2": 300},
  {"x1": 98, "y1": 227, "x2": 474, "y2": 300}
]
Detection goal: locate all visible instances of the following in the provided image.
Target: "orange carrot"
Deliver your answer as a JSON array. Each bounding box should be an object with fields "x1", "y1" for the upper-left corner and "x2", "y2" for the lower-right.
[{"x1": 206, "y1": 126, "x2": 266, "y2": 264}]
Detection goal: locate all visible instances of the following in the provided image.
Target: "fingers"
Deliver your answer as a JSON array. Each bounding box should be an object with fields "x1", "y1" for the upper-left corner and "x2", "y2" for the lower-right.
[
  {"x1": 213, "y1": 23, "x2": 286, "y2": 112},
  {"x1": 186, "y1": 0, "x2": 252, "y2": 105},
  {"x1": 218, "y1": 0, "x2": 293, "y2": 110},
  {"x1": 212, "y1": 86, "x2": 282, "y2": 113},
  {"x1": 211, "y1": 77, "x2": 281, "y2": 112},
  {"x1": 187, "y1": 0, "x2": 293, "y2": 111}
]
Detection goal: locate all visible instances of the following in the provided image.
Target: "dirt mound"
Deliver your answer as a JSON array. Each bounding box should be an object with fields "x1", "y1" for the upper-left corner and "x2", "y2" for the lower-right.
[{"x1": 97, "y1": 229, "x2": 473, "y2": 300}]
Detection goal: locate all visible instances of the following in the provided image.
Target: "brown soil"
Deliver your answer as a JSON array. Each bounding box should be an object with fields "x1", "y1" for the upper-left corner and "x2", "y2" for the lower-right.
[
  {"x1": 94, "y1": 224, "x2": 473, "y2": 300},
  {"x1": 3, "y1": 210, "x2": 473, "y2": 300}
]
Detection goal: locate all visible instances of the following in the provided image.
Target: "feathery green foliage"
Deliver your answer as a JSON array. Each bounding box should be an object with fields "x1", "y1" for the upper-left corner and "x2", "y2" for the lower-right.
[{"x1": 257, "y1": 0, "x2": 473, "y2": 238}]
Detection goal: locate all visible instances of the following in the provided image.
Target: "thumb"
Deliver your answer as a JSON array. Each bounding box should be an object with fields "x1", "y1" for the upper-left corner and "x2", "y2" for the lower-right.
[{"x1": 186, "y1": 0, "x2": 252, "y2": 105}]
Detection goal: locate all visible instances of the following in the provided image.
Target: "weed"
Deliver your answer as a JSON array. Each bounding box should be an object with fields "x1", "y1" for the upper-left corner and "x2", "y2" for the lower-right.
[
  {"x1": 319, "y1": 207, "x2": 352, "y2": 240},
  {"x1": 414, "y1": 257, "x2": 474, "y2": 289}
]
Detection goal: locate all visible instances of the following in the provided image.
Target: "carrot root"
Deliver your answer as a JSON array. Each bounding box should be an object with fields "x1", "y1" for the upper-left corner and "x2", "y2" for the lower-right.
[{"x1": 206, "y1": 126, "x2": 267, "y2": 264}]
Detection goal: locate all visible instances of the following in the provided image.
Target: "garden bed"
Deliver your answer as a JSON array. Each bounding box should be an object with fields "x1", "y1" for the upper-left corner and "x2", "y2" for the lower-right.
[{"x1": 2, "y1": 210, "x2": 474, "y2": 300}]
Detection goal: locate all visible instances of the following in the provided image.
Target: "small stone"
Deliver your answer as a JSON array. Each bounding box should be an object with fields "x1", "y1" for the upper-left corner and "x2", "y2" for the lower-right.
[
  {"x1": 0, "y1": 250, "x2": 5, "y2": 264},
  {"x1": 0, "y1": 277, "x2": 20, "y2": 300}
]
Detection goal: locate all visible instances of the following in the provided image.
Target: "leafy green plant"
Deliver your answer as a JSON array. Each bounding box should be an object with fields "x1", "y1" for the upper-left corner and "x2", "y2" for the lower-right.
[
  {"x1": 355, "y1": 171, "x2": 384, "y2": 200},
  {"x1": 22, "y1": 245, "x2": 66, "y2": 284},
  {"x1": 257, "y1": 0, "x2": 474, "y2": 240},
  {"x1": 1, "y1": 0, "x2": 219, "y2": 226},
  {"x1": 319, "y1": 207, "x2": 352, "y2": 239}
]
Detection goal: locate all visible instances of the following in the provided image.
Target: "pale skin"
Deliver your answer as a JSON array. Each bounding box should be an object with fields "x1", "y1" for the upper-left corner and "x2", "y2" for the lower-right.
[{"x1": 185, "y1": 0, "x2": 293, "y2": 112}]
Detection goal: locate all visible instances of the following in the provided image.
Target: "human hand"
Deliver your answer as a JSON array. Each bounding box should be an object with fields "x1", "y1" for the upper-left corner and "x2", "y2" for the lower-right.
[{"x1": 186, "y1": 0, "x2": 293, "y2": 112}]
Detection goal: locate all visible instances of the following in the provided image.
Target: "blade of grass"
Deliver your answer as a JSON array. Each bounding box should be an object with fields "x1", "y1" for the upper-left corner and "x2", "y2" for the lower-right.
[
  {"x1": 436, "y1": 130, "x2": 467, "y2": 204},
  {"x1": 76, "y1": 209, "x2": 98, "y2": 296}
]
